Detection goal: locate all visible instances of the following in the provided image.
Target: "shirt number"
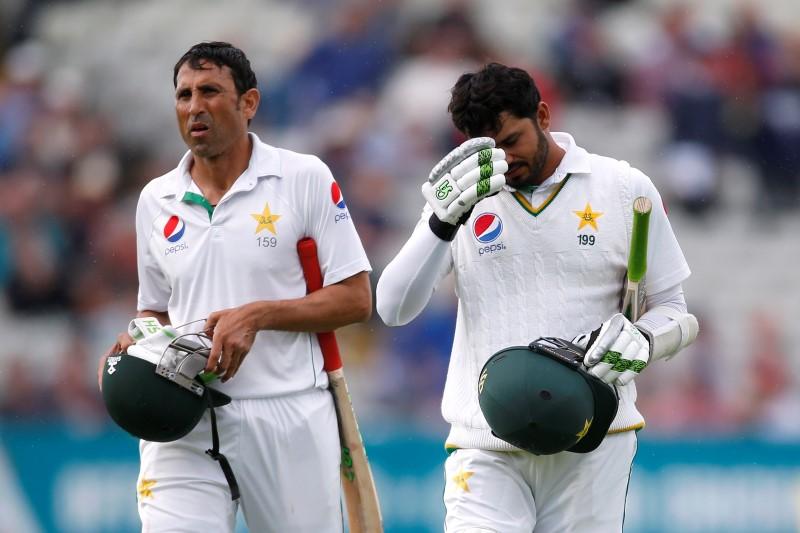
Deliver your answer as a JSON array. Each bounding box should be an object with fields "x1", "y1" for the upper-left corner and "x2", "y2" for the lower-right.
[
  {"x1": 257, "y1": 237, "x2": 277, "y2": 248},
  {"x1": 577, "y1": 234, "x2": 595, "y2": 246}
]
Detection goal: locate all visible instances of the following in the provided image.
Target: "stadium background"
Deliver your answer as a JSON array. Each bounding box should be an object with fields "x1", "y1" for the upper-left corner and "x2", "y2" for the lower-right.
[{"x1": 1, "y1": 0, "x2": 799, "y2": 531}]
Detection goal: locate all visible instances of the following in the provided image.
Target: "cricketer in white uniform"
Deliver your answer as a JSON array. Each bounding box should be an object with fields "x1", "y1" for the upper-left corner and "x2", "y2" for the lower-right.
[
  {"x1": 377, "y1": 63, "x2": 697, "y2": 532},
  {"x1": 112, "y1": 42, "x2": 372, "y2": 532}
]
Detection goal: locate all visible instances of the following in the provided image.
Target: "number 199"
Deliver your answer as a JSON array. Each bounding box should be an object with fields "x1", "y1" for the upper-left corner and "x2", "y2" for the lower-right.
[{"x1": 577, "y1": 234, "x2": 595, "y2": 246}]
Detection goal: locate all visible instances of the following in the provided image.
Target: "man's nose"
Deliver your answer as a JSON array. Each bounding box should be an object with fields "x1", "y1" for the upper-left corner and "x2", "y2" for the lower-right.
[{"x1": 188, "y1": 93, "x2": 205, "y2": 116}]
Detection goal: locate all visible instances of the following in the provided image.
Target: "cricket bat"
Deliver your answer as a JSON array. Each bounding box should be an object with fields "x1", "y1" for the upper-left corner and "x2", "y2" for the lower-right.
[
  {"x1": 297, "y1": 237, "x2": 383, "y2": 533},
  {"x1": 621, "y1": 196, "x2": 652, "y2": 322}
]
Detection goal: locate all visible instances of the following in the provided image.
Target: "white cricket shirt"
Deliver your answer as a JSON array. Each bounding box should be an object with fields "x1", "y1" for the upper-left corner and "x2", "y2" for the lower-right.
[
  {"x1": 438, "y1": 132, "x2": 690, "y2": 450},
  {"x1": 135, "y1": 133, "x2": 371, "y2": 399}
]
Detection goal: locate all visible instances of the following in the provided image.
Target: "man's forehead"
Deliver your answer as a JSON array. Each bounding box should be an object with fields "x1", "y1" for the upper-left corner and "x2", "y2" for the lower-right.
[
  {"x1": 176, "y1": 61, "x2": 233, "y2": 85},
  {"x1": 472, "y1": 111, "x2": 515, "y2": 138},
  {"x1": 496, "y1": 111, "x2": 520, "y2": 129},
  {"x1": 495, "y1": 112, "x2": 532, "y2": 134}
]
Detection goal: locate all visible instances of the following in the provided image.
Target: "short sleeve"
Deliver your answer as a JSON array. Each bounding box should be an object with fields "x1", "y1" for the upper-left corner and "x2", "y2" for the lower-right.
[
  {"x1": 302, "y1": 158, "x2": 372, "y2": 286},
  {"x1": 136, "y1": 189, "x2": 171, "y2": 312}
]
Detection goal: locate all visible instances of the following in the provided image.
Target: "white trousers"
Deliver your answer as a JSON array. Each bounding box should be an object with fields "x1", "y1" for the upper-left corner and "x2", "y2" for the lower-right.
[
  {"x1": 444, "y1": 431, "x2": 637, "y2": 533},
  {"x1": 137, "y1": 388, "x2": 342, "y2": 533}
]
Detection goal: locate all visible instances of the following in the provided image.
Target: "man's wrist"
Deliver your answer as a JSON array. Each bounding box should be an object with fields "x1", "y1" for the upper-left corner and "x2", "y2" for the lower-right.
[
  {"x1": 428, "y1": 213, "x2": 460, "y2": 241},
  {"x1": 246, "y1": 301, "x2": 274, "y2": 331}
]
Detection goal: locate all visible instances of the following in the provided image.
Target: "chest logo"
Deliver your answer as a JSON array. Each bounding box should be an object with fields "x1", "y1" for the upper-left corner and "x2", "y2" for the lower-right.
[
  {"x1": 573, "y1": 202, "x2": 603, "y2": 231},
  {"x1": 473, "y1": 213, "x2": 503, "y2": 243},
  {"x1": 331, "y1": 182, "x2": 346, "y2": 209},
  {"x1": 251, "y1": 202, "x2": 282, "y2": 235},
  {"x1": 163, "y1": 215, "x2": 186, "y2": 243}
]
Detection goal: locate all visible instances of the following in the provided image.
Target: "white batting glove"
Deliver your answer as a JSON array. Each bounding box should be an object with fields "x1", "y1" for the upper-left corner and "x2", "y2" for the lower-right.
[
  {"x1": 422, "y1": 137, "x2": 507, "y2": 225},
  {"x1": 128, "y1": 317, "x2": 165, "y2": 342},
  {"x1": 573, "y1": 313, "x2": 650, "y2": 386},
  {"x1": 126, "y1": 324, "x2": 181, "y2": 366}
]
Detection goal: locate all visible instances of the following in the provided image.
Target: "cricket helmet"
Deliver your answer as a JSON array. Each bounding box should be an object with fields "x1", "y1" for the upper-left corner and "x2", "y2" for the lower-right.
[
  {"x1": 478, "y1": 337, "x2": 619, "y2": 455},
  {"x1": 101, "y1": 336, "x2": 230, "y2": 443}
]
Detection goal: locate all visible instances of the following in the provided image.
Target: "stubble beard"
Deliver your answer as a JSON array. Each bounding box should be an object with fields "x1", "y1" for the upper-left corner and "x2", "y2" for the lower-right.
[
  {"x1": 516, "y1": 127, "x2": 550, "y2": 188},
  {"x1": 187, "y1": 130, "x2": 225, "y2": 160}
]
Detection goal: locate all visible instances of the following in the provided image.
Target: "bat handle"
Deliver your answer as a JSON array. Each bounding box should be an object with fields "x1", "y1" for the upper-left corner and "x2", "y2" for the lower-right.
[{"x1": 297, "y1": 238, "x2": 344, "y2": 371}]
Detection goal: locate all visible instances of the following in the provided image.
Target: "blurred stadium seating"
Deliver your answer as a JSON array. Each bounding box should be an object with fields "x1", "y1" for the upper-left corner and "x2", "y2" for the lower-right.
[{"x1": 1, "y1": 0, "x2": 799, "y2": 531}]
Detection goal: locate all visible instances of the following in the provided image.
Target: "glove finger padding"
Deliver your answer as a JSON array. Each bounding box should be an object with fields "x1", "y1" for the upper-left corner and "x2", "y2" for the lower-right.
[
  {"x1": 580, "y1": 314, "x2": 626, "y2": 364},
  {"x1": 589, "y1": 328, "x2": 635, "y2": 382},
  {"x1": 445, "y1": 174, "x2": 506, "y2": 221},
  {"x1": 428, "y1": 137, "x2": 496, "y2": 183},
  {"x1": 577, "y1": 313, "x2": 650, "y2": 386},
  {"x1": 450, "y1": 148, "x2": 506, "y2": 182},
  {"x1": 455, "y1": 159, "x2": 509, "y2": 190}
]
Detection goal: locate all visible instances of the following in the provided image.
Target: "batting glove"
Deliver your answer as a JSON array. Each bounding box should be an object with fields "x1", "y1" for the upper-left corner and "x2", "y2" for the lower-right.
[
  {"x1": 126, "y1": 323, "x2": 182, "y2": 366},
  {"x1": 422, "y1": 137, "x2": 507, "y2": 237},
  {"x1": 128, "y1": 317, "x2": 166, "y2": 342},
  {"x1": 573, "y1": 313, "x2": 650, "y2": 386}
]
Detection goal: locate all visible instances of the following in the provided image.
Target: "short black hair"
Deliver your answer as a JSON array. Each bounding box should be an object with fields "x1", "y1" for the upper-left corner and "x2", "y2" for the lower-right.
[
  {"x1": 173, "y1": 41, "x2": 257, "y2": 96},
  {"x1": 448, "y1": 63, "x2": 541, "y2": 137}
]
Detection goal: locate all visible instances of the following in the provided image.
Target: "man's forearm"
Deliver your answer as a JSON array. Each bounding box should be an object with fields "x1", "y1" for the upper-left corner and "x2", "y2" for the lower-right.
[
  {"x1": 635, "y1": 284, "x2": 698, "y2": 361},
  {"x1": 137, "y1": 309, "x2": 171, "y2": 325},
  {"x1": 376, "y1": 220, "x2": 451, "y2": 327},
  {"x1": 251, "y1": 271, "x2": 372, "y2": 332}
]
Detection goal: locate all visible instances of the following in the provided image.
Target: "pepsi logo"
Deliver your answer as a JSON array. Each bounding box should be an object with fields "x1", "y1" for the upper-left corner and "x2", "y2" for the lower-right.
[
  {"x1": 331, "y1": 182, "x2": 346, "y2": 209},
  {"x1": 163, "y1": 215, "x2": 186, "y2": 243},
  {"x1": 473, "y1": 213, "x2": 503, "y2": 243}
]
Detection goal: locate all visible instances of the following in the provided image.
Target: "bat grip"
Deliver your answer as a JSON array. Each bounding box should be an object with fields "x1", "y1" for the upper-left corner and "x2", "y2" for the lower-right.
[
  {"x1": 297, "y1": 238, "x2": 344, "y2": 372},
  {"x1": 317, "y1": 332, "x2": 343, "y2": 371}
]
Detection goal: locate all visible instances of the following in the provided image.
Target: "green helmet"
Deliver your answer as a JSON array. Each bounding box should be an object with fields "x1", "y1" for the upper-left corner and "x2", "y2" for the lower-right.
[
  {"x1": 101, "y1": 337, "x2": 231, "y2": 443},
  {"x1": 478, "y1": 337, "x2": 619, "y2": 455}
]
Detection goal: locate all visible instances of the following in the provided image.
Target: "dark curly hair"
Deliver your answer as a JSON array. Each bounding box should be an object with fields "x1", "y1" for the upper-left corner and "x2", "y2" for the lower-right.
[
  {"x1": 448, "y1": 63, "x2": 541, "y2": 137},
  {"x1": 173, "y1": 41, "x2": 257, "y2": 96}
]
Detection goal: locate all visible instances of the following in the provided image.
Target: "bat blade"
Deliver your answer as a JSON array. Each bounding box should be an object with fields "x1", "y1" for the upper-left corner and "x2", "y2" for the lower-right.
[
  {"x1": 622, "y1": 196, "x2": 652, "y2": 322},
  {"x1": 297, "y1": 238, "x2": 383, "y2": 533}
]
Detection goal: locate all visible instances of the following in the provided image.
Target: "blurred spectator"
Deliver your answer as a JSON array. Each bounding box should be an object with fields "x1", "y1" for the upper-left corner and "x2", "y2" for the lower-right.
[
  {"x1": 714, "y1": 5, "x2": 777, "y2": 158},
  {"x1": 0, "y1": 357, "x2": 55, "y2": 419},
  {"x1": 260, "y1": 0, "x2": 397, "y2": 128},
  {"x1": 550, "y1": 3, "x2": 627, "y2": 105},
  {"x1": 377, "y1": 8, "x2": 491, "y2": 149},
  {"x1": 737, "y1": 310, "x2": 800, "y2": 439},
  {"x1": 0, "y1": 41, "x2": 45, "y2": 170},
  {"x1": 658, "y1": 21, "x2": 725, "y2": 218},
  {"x1": 752, "y1": 34, "x2": 800, "y2": 213},
  {"x1": 1, "y1": 166, "x2": 71, "y2": 313}
]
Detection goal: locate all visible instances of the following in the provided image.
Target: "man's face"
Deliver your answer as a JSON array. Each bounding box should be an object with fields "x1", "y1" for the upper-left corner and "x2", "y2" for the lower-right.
[
  {"x1": 492, "y1": 111, "x2": 549, "y2": 188},
  {"x1": 174, "y1": 61, "x2": 255, "y2": 158}
]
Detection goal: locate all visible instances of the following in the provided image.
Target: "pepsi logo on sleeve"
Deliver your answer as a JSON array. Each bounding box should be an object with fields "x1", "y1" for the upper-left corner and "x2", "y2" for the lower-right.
[
  {"x1": 331, "y1": 181, "x2": 351, "y2": 223},
  {"x1": 331, "y1": 182, "x2": 347, "y2": 209}
]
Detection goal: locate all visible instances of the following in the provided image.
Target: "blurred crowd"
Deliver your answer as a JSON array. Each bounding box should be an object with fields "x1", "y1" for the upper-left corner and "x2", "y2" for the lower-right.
[{"x1": 1, "y1": 0, "x2": 799, "y2": 439}]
